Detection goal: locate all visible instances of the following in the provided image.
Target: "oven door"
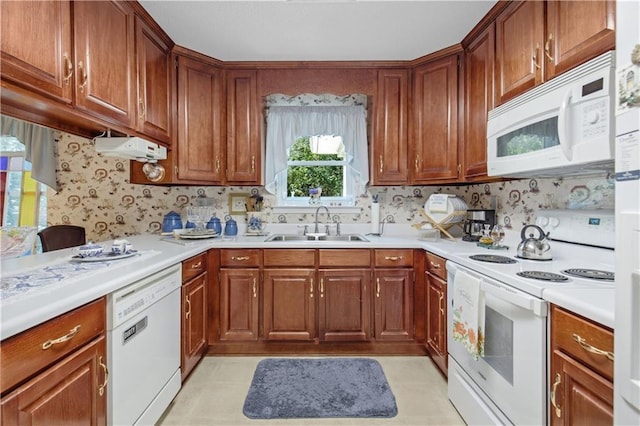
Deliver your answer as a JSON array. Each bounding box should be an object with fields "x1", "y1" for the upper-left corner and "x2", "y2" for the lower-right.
[{"x1": 447, "y1": 261, "x2": 548, "y2": 425}]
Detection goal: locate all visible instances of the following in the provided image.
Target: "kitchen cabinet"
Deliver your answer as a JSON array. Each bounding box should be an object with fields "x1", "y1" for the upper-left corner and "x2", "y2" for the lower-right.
[
  {"x1": 0, "y1": 298, "x2": 107, "y2": 425},
  {"x1": 181, "y1": 253, "x2": 208, "y2": 381},
  {"x1": 226, "y1": 69, "x2": 261, "y2": 184},
  {"x1": 462, "y1": 22, "x2": 497, "y2": 181},
  {"x1": 263, "y1": 249, "x2": 316, "y2": 341},
  {"x1": 73, "y1": 0, "x2": 136, "y2": 128},
  {"x1": 135, "y1": 15, "x2": 172, "y2": 144},
  {"x1": 550, "y1": 305, "x2": 613, "y2": 426},
  {"x1": 318, "y1": 249, "x2": 371, "y2": 342},
  {"x1": 1, "y1": 0, "x2": 73, "y2": 105},
  {"x1": 411, "y1": 53, "x2": 460, "y2": 184},
  {"x1": 495, "y1": 0, "x2": 615, "y2": 105},
  {"x1": 372, "y1": 69, "x2": 410, "y2": 185},
  {"x1": 425, "y1": 251, "x2": 448, "y2": 376},
  {"x1": 219, "y1": 249, "x2": 260, "y2": 341},
  {"x1": 373, "y1": 249, "x2": 414, "y2": 341}
]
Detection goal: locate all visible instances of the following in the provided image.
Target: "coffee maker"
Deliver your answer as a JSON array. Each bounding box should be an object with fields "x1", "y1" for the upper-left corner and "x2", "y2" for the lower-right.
[{"x1": 462, "y1": 209, "x2": 496, "y2": 242}]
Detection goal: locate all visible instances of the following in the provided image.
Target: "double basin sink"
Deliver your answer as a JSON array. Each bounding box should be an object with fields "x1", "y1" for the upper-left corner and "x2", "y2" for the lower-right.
[{"x1": 264, "y1": 233, "x2": 369, "y2": 242}]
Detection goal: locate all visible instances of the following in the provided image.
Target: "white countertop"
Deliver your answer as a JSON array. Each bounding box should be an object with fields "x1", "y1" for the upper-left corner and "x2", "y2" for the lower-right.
[{"x1": 1, "y1": 225, "x2": 614, "y2": 339}]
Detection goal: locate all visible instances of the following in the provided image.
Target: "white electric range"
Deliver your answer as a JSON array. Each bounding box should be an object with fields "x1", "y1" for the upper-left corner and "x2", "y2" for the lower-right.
[{"x1": 446, "y1": 209, "x2": 614, "y2": 426}]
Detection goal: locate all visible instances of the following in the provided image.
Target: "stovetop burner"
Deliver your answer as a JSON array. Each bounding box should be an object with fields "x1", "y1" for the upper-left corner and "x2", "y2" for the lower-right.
[
  {"x1": 517, "y1": 271, "x2": 569, "y2": 282},
  {"x1": 469, "y1": 254, "x2": 517, "y2": 264},
  {"x1": 562, "y1": 269, "x2": 615, "y2": 281}
]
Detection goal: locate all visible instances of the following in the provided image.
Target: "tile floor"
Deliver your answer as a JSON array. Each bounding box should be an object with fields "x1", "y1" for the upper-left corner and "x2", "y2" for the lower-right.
[{"x1": 158, "y1": 356, "x2": 464, "y2": 426}]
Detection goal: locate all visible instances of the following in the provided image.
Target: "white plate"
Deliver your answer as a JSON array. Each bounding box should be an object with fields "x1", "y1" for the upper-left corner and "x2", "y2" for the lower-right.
[
  {"x1": 179, "y1": 231, "x2": 219, "y2": 240},
  {"x1": 70, "y1": 250, "x2": 138, "y2": 262}
]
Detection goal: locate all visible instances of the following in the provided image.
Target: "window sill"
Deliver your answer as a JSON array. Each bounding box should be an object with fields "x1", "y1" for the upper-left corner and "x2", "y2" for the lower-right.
[{"x1": 271, "y1": 205, "x2": 362, "y2": 214}]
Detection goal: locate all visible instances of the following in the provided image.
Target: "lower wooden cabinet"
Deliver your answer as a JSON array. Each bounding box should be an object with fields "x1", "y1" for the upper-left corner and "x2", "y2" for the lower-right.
[
  {"x1": 425, "y1": 251, "x2": 448, "y2": 375},
  {"x1": 374, "y1": 269, "x2": 414, "y2": 341},
  {"x1": 550, "y1": 305, "x2": 613, "y2": 426},
  {"x1": 219, "y1": 268, "x2": 260, "y2": 341},
  {"x1": 181, "y1": 272, "x2": 207, "y2": 381}
]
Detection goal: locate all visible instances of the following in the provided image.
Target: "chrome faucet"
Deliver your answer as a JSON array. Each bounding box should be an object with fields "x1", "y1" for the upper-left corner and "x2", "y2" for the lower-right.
[{"x1": 314, "y1": 205, "x2": 331, "y2": 234}]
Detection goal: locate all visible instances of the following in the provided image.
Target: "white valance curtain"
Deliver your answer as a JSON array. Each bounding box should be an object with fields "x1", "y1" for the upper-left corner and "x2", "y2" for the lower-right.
[
  {"x1": 1, "y1": 116, "x2": 58, "y2": 191},
  {"x1": 264, "y1": 104, "x2": 369, "y2": 195}
]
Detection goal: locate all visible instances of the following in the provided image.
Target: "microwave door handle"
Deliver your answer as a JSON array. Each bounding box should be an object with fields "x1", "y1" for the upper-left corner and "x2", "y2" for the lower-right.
[{"x1": 558, "y1": 89, "x2": 573, "y2": 161}]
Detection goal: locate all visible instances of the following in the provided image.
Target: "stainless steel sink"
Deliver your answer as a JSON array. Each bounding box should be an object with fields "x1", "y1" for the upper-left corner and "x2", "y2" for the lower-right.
[{"x1": 264, "y1": 234, "x2": 369, "y2": 242}]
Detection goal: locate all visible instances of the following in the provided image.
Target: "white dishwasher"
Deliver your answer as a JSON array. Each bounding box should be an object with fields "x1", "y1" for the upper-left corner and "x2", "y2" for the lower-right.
[{"x1": 107, "y1": 264, "x2": 182, "y2": 426}]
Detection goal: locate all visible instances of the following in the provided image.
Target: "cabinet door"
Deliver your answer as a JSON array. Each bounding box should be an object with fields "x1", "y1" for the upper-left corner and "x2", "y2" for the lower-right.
[
  {"x1": 181, "y1": 273, "x2": 207, "y2": 381},
  {"x1": 73, "y1": 0, "x2": 135, "y2": 127},
  {"x1": 1, "y1": 0, "x2": 73, "y2": 104},
  {"x1": 176, "y1": 55, "x2": 224, "y2": 182},
  {"x1": 373, "y1": 269, "x2": 413, "y2": 341},
  {"x1": 550, "y1": 350, "x2": 613, "y2": 426},
  {"x1": 426, "y1": 272, "x2": 447, "y2": 375},
  {"x1": 545, "y1": 0, "x2": 615, "y2": 79},
  {"x1": 135, "y1": 16, "x2": 172, "y2": 144},
  {"x1": 411, "y1": 54, "x2": 459, "y2": 183},
  {"x1": 219, "y1": 269, "x2": 259, "y2": 341},
  {"x1": 1, "y1": 336, "x2": 107, "y2": 426},
  {"x1": 495, "y1": 0, "x2": 545, "y2": 105},
  {"x1": 318, "y1": 269, "x2": 370, "y2": 342},
  {"x1": 372, "y1": 69, "x2": 409, "y2": 185},
  {"x1": 463, "y1": 23, "x2": 495, "y2": 181},
  {"x1": 263, "y1": 269, "x2": 316, "y2": 341},
  {"x1": 226, "y1": 69, "x2": 260, "y2": 184}
]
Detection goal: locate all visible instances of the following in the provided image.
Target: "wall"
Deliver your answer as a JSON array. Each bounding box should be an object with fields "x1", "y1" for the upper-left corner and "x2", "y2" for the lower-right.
[{"x1": 50, "y1": 131, "x2": 615, "y2": 243}]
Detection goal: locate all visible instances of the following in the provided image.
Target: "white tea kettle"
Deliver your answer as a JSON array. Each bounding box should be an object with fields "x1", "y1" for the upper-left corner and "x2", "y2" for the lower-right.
[{"x1": 517, "y1": 224, "x2": 552, "y2": 261}]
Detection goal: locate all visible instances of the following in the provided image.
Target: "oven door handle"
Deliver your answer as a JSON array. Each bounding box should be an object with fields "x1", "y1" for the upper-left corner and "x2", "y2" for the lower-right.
[{"x1": 480, "y1": 280, "x2": 548, "y2": 317}]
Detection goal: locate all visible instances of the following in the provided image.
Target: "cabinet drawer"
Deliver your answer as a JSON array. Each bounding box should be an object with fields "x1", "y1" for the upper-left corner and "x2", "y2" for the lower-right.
[
  {"x1": 182, "y1": 252, "x2": 207, "y2": 282},
  {"x1": 264, "y1": 249, "x2": 315, "y2": 267},
  {"x1": 319, "y1": 249, "x2": 370, "y2": 267},
  {"x1": 1, "y1": 297, "x2": 106, "y2": 394},
  {"x1": 220, "y1": 249, "x2": 260, "y2": 267},
  {"x1": 425, "y1": 252, "x2": 447, "y2": 279},
  {"x1": 552, "y1": 305, "x2": 613, "y2": 380},
  {"x1": 374, "y1": 249, "x2": 413, "y2": 267}
]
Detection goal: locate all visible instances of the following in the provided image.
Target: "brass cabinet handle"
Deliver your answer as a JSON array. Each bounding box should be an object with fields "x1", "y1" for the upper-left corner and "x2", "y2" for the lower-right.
[
  {"x1": 252, "y1": 277, "x2": 257, "y2": 298},
  {"x1": 185, "y1": 295, "x2": 191, "y2": 319},
  {"x1": 191, "y1": 261, "x2": 202, "y2": 269},
  {"x1": 63, "y1": 53, "x2": 73, "y2": 85},
  {"x1": 545, "y1": 33, "x2": 554, "y2": 62},
  {"x1": 376, "y1": 278, "x2": 380, "y2": 298},
  {"x1": 42, "y1": 325, "x2": 81, "y2": 350},
  {"x1": 379, "y1": 155, "x2": 383, "y2": 173},
  {"x1": 251, "y1": 155, "x2": 256, "y2": 173},
  {"x1": 414, "y1": 156, "x2": 420, "y2": 173},
  {"x1": 429, "y1": 261, "x2": 441, "y2": 269},
  {"x1": 231, "y1": 256, "x2": 250, "y2": 261},
  {"x1": 310, "y1": 278, "x2": 314, "y2": 299},
  {"x1": 77, "y1": 61, "x2": 88, "y2": 93},
  {"x1": 320, "y1": 278, "x2": 324, "y2": 298},
  {"x1": 550, "y1": 373, "x2": 562, "y2": 418},
  {"x1": 384, "y1": 256, "x2": 404, "y2": 261},
  {"x1": 572, "y1": 333, "x2": 614, "y2": 361},
  {"x1": 139, "y1": 97, "x2": 145, "y2": 120},
  {"x1": 439, "y1": 293, "x2": 444, "y2": 315},
  {"x1": 215, "y1": 157, "x2": 221, "y2": 173},
  {"x1": 532, "y1": 44, "x2": 541, "y2": 70},
  {"x1": 98, "y1": 356, "x2": 109, "y2": 397}
]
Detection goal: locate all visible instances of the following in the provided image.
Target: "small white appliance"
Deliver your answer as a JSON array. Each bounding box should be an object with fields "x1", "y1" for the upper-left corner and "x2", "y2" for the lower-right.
[
  {"x1": 95, "y1": 136, "x2": 167, "y2": 162},
  {"x1": 487, "y1": 50, "x2": 615, "y2": 178},
  {"x1": 107, "y1": 264, "x2": 181, "y2": 425}
]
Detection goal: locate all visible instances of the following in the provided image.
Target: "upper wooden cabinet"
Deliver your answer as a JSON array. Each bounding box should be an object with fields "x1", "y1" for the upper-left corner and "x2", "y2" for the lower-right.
[
  {"x1": 411, "y1": 53, "x2": 460, "y2": 184},
  {"x1": 135, "y1": 16, "x2": 172, "y2": 144},
  {"x1": 73, "y1": 0, "x2": 136, "y2": 128},
  {"x1": 226, "y1": 69, "x2": 261, "y2": 185},
  {"x1": 372, "y1": 69, "x2": 410, "y2": 185},
  {"x1": 1, "y1": 0, "x2": 73, "y2": 105},
  {"x1": 496, "y1": 0, "x2": 615, "y2": 105}
]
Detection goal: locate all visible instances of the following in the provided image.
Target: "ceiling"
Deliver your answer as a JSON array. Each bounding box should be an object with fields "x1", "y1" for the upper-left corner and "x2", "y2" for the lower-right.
[{"x1": 139, "y1": 0, "x2": 497, "y2": 62}]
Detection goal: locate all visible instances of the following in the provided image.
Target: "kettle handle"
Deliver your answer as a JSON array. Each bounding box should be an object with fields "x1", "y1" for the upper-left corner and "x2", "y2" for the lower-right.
[{"x1": 521, "y1": 224, "x2": 546, "y2": 241}]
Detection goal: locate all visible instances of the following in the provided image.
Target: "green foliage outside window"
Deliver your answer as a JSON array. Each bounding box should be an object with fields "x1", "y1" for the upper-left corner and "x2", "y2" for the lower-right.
[{"x1": 287, "y1": 137, "x2": 344, "y2": 197}]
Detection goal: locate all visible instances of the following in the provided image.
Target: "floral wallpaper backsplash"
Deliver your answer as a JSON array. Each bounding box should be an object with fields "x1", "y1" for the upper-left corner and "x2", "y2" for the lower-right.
[{"x1": 49, "y1": 131, "x2": 615, "y2": 243}]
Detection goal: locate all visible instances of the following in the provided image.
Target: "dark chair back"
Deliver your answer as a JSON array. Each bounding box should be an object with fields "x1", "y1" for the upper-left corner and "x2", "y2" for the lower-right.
[{"x1": 38, "y1": 225, "x2": 86, "y2": 252}]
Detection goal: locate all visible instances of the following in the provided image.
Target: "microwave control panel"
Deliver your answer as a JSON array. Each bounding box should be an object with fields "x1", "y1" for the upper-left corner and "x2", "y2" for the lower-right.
[{"x1": 580, "y1": 98, "x2": 609, "y2": 140}]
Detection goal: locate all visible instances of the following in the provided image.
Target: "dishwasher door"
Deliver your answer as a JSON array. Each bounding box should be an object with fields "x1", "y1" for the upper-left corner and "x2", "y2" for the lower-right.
[{"x1": 107, "y1": 265, "x2": 181, "y2": 426}]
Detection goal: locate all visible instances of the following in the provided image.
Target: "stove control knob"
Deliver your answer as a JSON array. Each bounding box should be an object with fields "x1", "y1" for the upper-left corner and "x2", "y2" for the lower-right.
[
  {"x1": 549, "y1": 217, "x2": 560, "y2": 227},
  {"x1": 537, "y1": 216, "x2": 549, "y2": 227}
]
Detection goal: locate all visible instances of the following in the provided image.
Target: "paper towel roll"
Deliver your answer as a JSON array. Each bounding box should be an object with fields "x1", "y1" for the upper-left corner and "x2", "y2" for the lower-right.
[{"x1": 371, "y1": 202, "x2": 380, "y2": 234}]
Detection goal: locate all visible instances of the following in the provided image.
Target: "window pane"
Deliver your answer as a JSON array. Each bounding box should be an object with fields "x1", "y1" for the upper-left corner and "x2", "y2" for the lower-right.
[{"x1": 287, "y1": 165, "x2": 344, "y2": 197}]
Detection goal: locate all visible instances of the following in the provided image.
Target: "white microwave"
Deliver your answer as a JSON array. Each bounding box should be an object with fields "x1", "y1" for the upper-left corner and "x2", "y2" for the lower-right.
[{"x1": 487, "y1": 51, "x2": 615, "y2": 177}]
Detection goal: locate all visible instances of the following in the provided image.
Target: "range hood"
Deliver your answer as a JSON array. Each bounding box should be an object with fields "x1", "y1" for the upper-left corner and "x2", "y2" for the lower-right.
[{"x1": 94, "y1": 136, "x2": 167, "y2": 162}]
